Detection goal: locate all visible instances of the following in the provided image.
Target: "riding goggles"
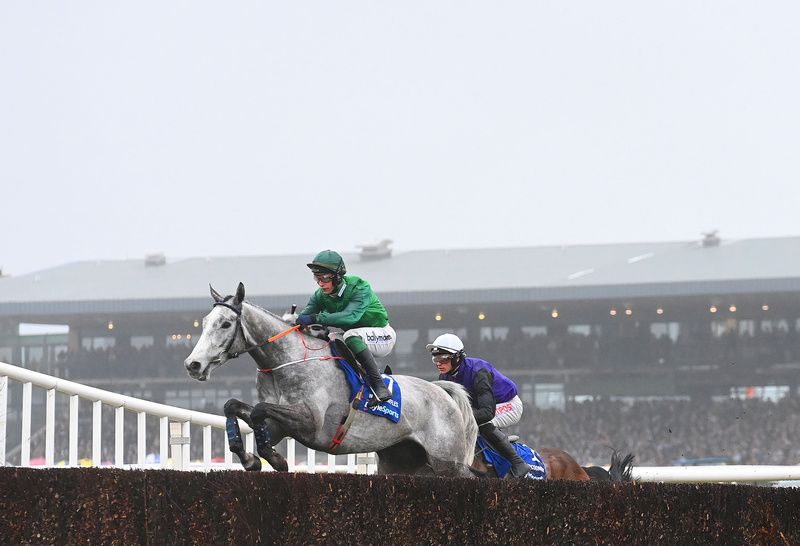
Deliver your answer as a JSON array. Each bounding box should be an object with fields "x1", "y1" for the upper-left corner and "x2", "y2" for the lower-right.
[
  {"x1": 431, "y1": 353, "x2": 454, "y2": 364},
  {"x1": 312, "y1": 272, "x2": 335, "y2": 284}
]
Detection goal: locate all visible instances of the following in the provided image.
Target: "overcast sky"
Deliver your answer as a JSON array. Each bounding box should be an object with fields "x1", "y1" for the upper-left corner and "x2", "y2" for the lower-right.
[{"x1": 1, "y1": 1, "x2": 798, "y2": 277}]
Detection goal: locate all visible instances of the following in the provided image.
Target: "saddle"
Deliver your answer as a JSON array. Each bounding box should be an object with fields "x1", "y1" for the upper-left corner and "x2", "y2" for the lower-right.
[{"x1": 476, "y1": 435, "x2": 547, "y2": 480}]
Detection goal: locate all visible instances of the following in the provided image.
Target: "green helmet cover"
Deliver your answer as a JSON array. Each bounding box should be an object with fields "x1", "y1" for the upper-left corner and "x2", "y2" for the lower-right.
[{"x1": 307, "y1": 250, "x2": 347, "y2": 276}]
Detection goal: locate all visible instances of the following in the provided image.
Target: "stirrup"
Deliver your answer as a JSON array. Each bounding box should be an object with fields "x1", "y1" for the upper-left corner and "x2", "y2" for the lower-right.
[
  {"x1": 507, "y1": 463, "x2": 533, "y2": 479},
  {"x1": 366, "y1": 388, "x2": 391, "y2": 408}
]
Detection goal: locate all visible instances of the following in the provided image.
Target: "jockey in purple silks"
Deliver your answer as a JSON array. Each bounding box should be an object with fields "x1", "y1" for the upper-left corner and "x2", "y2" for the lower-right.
[{"x1": 428, "y1": 333, "x2": 532, "y2": 478}]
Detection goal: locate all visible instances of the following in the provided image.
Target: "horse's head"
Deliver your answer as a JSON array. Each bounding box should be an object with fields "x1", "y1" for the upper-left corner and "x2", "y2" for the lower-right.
[{"x1": 184, "y1": 282, "x2": 248, "y2": 381}]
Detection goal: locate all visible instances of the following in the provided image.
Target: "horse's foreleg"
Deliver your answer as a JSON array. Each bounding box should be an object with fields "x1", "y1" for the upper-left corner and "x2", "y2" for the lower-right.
[
  {"x1": 251, "y1": 402, "x2": 314, "y2": 472},
  {"x1": 223, "y1": 398, "x2": 261, "y2": 471}
]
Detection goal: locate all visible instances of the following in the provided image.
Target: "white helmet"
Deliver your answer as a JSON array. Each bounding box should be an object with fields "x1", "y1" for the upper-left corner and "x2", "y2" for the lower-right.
[{"x1": 426, "y1": 333, "x2": 464, "y2": 354}]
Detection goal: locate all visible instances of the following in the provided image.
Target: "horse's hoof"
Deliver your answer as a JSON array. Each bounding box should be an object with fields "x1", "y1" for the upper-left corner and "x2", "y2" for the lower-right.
[
  {"x1": 257, "y1": 446, "x2": 289, "y2": 472},
  {"x1": 239, "y1": 453, "x2": 262, "y2": 472},
  {"x1": 269, "y1": 452, "x2": 289, "y2": 472}
]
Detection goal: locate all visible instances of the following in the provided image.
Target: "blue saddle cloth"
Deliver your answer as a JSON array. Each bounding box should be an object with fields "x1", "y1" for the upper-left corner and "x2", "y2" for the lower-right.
[
  {"x1": 477, "y1": 436, "x2": 547, "y2": 480},
  {"x1": 330, "y1": 343, "x2": 401, "y2": 423}
]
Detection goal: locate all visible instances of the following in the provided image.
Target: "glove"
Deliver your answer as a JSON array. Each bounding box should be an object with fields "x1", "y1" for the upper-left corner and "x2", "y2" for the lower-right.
[{"x1": 296, "y1": 314, "x2": 316, "y2": 326}]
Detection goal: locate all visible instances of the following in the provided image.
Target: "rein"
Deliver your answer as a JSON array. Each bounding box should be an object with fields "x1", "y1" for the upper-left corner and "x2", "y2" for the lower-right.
[
  {"x1": 210, "y1": 302, "x2": 344, "y2": 372},
  {"x1": 258, "y1": 328, "x2": 344, "y2": 374}
]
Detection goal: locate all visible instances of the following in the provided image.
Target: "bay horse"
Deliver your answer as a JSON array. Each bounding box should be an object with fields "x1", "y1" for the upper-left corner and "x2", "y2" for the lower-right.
[
  {"x1": 184, "y1": 283, "x2": 477, "y2": 477},
  {"x1": 473, "y1": 438, "x2": 635, "y2": 481}
]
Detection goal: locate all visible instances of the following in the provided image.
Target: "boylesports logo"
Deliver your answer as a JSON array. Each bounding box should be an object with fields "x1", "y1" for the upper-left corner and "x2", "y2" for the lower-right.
[{"x1": 369, "y1": 402, "x2": 400, "y2": 420}]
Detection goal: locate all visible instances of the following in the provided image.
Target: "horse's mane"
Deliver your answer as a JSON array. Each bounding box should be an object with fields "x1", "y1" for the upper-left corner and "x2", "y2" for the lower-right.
[
  {"x1": 215, "y1": 292, "x2": 294, "y2": 326},
  {"x1": 242, "y1": 299, "x2": 294, "y2": 326}
]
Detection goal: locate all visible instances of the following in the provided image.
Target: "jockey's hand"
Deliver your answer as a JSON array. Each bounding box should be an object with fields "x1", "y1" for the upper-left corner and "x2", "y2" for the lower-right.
[{"x1": 296, "y1": 314, "x2": 316, "y2": 327}]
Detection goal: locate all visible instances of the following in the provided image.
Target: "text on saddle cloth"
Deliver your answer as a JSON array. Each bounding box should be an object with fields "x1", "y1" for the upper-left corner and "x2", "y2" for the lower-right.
[
  {"x1": 477, "y1": 436, "x2": 547, "y2": 480},
  {"x1": 330, "y1": 342, "x2": 402, "y2": 423}
]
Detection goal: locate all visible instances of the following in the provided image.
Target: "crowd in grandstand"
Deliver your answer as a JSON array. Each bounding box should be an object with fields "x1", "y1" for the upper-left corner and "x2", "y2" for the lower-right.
[{"x1": 515, "y1": 395, "x2": 800, "y2": 466}]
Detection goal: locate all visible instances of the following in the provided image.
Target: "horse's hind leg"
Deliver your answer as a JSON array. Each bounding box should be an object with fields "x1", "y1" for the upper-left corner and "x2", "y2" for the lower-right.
[
  {"x1": 429, "y1": 458, "x2": 476, "y2": 478},
  {"x1": 374, "y1": 442, "x2": 473, "y2": 478},
  {"x1": 223, "y1": 399, "x2": 261, "y2": 471},
  {"x1": 375, "y1": 440, "x2": 433, "y2": 476},
  {"x1": 540, "y1": 448, "x2": 590, "y2": 481}
]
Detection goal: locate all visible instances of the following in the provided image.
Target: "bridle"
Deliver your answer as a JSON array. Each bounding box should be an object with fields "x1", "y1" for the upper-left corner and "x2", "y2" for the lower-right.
[{"x1": 210, "y1": 301, "x2": 262, "y2": 362}]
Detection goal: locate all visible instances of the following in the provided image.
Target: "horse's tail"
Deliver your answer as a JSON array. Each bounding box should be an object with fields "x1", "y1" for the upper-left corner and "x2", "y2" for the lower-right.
[
  {"x1": 432, "y1": 380, "x2": 478, "y2": 466},
  {"x1": 608, "y1": 449, "x2": 635, "y2": 482},
  {"x1": 582, "y1": 465, "x2": 612, "y2": 481}
]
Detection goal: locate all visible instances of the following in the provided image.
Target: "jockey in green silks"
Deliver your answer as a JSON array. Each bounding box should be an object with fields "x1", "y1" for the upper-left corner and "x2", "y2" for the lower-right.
[{"x1": 296, "y1": 250, "x2": 395, "y2": 407}]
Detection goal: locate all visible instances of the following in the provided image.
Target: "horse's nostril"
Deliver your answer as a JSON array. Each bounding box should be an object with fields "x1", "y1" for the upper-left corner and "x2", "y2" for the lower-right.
[{"x1": 188, "y1": 361, "x2": 201, "y2": 371}]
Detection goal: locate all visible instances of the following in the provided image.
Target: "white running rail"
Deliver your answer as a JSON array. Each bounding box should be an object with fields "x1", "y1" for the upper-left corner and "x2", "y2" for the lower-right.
[
  {"x1": 634, "y1": 465, "x2": 800, "y2": 484},
  {"x1": 0, "y1": 361, "x2": 375, "y2": 473},
  {"x1": 3, "y1": 361, "x2": 799, "y2": 483}
]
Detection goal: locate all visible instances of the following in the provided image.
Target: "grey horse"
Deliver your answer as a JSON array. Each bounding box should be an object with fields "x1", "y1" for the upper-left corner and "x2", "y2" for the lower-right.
[{"x1": 184, "y1": 283, "x2": 477, "y2": 477}]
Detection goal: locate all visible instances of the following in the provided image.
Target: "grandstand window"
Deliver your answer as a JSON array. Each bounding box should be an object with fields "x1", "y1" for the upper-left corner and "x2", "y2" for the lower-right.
[
  {"x1": 18, "y1": 323, "x2": 68, "y2": 336},
  {"x1": 0, "y1": 346, "x2": 12, "y2": 361},
  {"x1": 711, "y1": 319, "x2": 737, "y2": 338},
  {"x1": 650, "y1": 322, "x2": 680, "y2": 341},
  {"x1": 761, "y1": 319, "x2": 791, "y2": 333},
  {"x1": 480, "y1": 327, "x2": 508, "y2": 341},
  {"x1": 534, "y1": 383, "x2": 565, "y2": 410},
  {"x1": 522, "y1": 326, "x2": 547, "y2": 337},
  {"x1": 738, "y1": 320, "x2": 755, "y2": 336},
  {"x1": 21, "y1": 345, "x2": 44, "y2": 365},
  {"x1": 567, "y1": 325, "x2": 591, "y2": 336},
  {"x1": 81, "y1": 336, "x2": 115, "y2": 350},
  {"x1": 131, "y1": 336, "x2": 154, "y2": 349}
]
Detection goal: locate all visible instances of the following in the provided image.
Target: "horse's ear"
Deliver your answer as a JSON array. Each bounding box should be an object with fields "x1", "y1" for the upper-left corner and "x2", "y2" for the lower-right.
[
  {"x1": 210, "y1": 284, "x2": 224, "y2": 302},
  {"x1": 234, "y1": 282, "x2": 245, "y2": 305}
]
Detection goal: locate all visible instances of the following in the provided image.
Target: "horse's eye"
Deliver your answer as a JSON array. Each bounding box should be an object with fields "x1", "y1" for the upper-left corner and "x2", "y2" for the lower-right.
[{"x1": 221, "y1": 321, "x2": 232, "y2": 329}]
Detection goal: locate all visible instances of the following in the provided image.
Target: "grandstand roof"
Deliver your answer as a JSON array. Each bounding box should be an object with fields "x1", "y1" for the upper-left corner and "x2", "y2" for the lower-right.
[{"x1": 2, "y1": 236, "x2": 800, "y2": 316}]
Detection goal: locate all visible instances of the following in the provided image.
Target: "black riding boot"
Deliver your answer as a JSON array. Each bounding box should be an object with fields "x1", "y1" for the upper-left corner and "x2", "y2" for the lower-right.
[
  {"x1": 480, "y1": 423, "x2": 532, "y2": 479},
  {"x1": 356, "y1": 348, "x2": 392, "y2": 407}
]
